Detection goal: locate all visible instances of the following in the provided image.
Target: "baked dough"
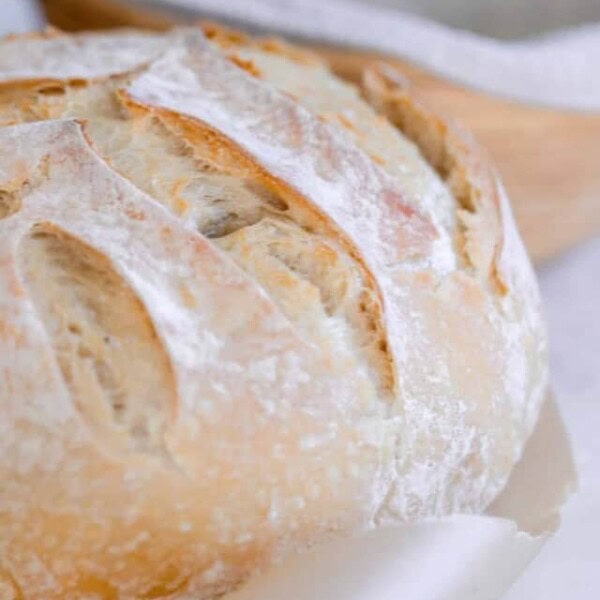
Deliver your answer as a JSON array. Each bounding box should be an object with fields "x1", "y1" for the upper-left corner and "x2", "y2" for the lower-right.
[{"x1": 0, "y1": 26, "x2": 547, "y2": 599}]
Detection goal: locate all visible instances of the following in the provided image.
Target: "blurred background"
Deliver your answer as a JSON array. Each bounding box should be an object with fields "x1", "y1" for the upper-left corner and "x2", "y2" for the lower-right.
[
  {"x1": 360, "y1": 0, "x2": 600, "y2": 39},
  {"x1": 2, "y1": 1, "x2": 599, "y2": 598}
]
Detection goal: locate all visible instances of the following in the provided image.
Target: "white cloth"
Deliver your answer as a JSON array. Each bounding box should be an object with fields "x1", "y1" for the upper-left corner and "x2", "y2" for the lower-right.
[
  {"x1": 0, "y1": 0, "x2": 44, "y2": 34},
  {"x1": 363, "y1": 0, "x2": 600, "y2": 41}
]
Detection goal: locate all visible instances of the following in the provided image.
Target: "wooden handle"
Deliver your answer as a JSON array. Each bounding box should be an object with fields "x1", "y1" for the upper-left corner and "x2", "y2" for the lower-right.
[{"x1": 41, "y1": 0, "x2": 600, "y2": 262}]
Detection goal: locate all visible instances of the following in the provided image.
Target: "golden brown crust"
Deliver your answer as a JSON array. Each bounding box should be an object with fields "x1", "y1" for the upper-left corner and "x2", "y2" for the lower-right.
[
  {"x1": 201, "y1": 21, "x2": 322, "y2": 66},
  {"x1": 199, "y1": 21, "x2": 503, "y2": 276},
  {"x1": 117, "y1": 90, "x2": 397, "y2": 394}
]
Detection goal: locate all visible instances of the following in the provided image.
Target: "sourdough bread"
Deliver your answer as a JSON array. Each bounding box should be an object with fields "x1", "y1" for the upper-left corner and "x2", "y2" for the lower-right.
[{"x1": 0, "y1": 26, "x2": 547, "y2": 599}]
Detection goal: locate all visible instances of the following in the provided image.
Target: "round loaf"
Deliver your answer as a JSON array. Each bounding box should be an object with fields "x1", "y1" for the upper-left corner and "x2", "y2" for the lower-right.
[{"x1": 0, "y1": 25, "x2": 547, "y2": 599}]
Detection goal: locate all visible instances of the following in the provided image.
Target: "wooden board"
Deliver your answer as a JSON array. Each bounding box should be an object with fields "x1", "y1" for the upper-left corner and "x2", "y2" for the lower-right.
[{"x1": 40, "y1": 0, "x2": 600, "y2": 262}]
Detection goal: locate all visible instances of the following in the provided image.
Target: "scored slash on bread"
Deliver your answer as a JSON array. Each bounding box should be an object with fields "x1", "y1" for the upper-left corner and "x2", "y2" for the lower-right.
[
  {"x1": 0, "y1": 25, "x2": 547, "y2": 599},
  {"x1": 1, "y1": 118, "x2": 381, "y2": 597}
]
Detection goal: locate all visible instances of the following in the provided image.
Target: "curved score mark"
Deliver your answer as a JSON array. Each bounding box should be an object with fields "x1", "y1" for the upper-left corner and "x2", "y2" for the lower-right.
[{"x1": 18, "y1": 223, "x2": 176, "y2": 455}]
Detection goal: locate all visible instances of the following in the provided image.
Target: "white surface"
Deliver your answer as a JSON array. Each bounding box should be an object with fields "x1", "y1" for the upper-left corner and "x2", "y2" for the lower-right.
[
  {"x1": 1, "y1": 3, "x2": 598, "y2": 598},
  {"x1": 506, "y1": 237, "x2": 600, "y2": 599}
]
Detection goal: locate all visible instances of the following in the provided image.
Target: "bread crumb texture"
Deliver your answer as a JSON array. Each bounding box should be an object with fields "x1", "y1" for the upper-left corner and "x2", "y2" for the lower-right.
[{"x1": 0, "y1": 27, "x2": 547, "y2": 598}]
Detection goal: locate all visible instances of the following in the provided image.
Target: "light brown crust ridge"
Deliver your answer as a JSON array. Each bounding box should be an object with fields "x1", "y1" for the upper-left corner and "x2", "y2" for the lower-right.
[
  {"x1": 118, "y1": 92, "x2": 397, "y2": 395},
  {"x1": 362, "y1": 63, "x2": 506, "y2": 293}
]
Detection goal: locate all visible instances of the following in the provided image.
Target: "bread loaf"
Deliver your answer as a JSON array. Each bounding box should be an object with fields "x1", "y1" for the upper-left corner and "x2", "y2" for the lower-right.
[{"x1": 0, "y1": 25, "x2": 547, "y2": 599}]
